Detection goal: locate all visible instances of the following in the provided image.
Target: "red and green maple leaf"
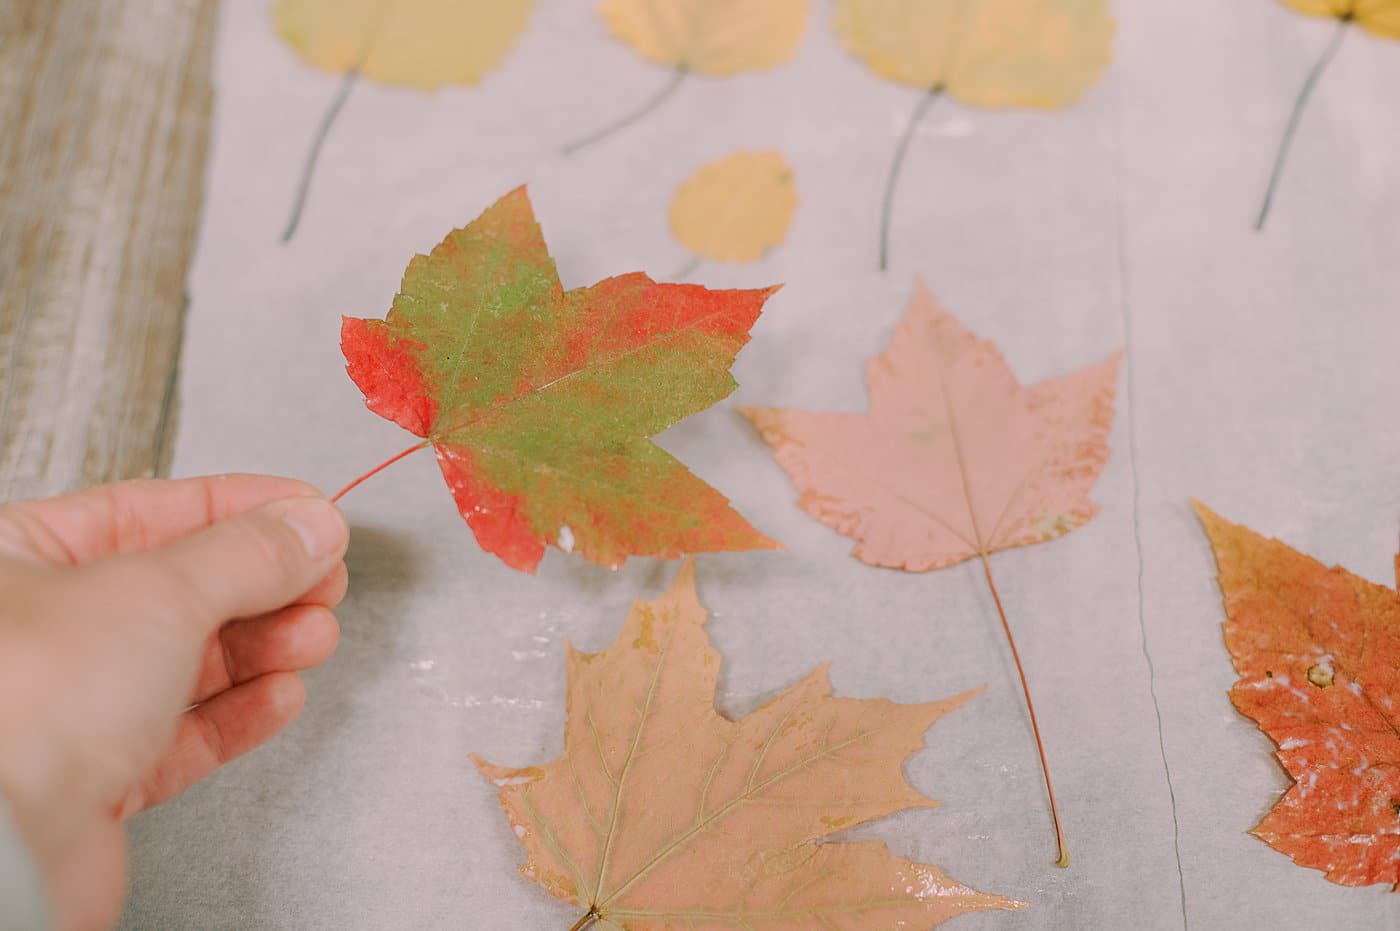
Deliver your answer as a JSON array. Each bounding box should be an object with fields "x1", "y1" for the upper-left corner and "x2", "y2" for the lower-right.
[{"x1": 338, "y1": 187, "x2": 780, "y2": 573}]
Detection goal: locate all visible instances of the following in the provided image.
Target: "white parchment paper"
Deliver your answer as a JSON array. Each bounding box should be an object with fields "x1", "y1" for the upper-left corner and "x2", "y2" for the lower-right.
[{"x1": 122, "y1": 1, "x2": 1400, "y2": 928}]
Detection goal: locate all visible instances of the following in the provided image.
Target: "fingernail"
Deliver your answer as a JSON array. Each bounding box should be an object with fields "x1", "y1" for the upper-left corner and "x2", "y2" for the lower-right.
[{"x1": 267, "y1": 497, "x2": 346, "y2": 559}]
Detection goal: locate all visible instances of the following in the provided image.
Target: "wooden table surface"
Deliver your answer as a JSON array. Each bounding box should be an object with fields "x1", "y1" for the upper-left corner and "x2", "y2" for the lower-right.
[{"x1": 0, "y1": 0, "x2": 216, "y2": 503}]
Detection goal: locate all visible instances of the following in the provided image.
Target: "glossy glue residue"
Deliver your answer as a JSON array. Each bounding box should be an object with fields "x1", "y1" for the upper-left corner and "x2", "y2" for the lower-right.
[{"x1": 407, "y1": 615, "x2": 558, "y2": 711}]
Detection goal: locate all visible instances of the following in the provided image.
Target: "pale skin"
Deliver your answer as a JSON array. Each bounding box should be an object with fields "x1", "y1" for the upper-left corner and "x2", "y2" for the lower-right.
[{"x1": 0, "y1": 475, "x2": 351, "y2": 931}]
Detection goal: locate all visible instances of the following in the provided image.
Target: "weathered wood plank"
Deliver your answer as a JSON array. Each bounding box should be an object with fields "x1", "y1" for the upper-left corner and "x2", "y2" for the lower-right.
[{"x1": 0, "y1": 0, "x2": 215, "y2": 502}]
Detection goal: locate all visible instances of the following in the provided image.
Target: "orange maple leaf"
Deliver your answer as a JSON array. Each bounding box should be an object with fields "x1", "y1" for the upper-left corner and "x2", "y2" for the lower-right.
[
  {"x1": 741, "y1": 279, "x2": 1122, "y2": 866},
  {"x1": 474, "y1": 560, "x2": 1023, "y2": 929},
  {"x1": 1195, "y1": 502, "x2": 1400, "y2": 889}
]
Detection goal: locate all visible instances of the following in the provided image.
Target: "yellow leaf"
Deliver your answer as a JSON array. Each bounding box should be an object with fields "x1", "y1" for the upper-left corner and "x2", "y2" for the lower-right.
[
  {"x1": 1282, "y1": 0, "x2": 1400, "y2": 39},
  {"x1": 599, "y1": 0, "x2": 809, "y2": 76},
  {"x1": 272, "y1": 0, "x2": 535, "y2": 90},
  {"x1": 832, "y1": 0, "x2": 1114, "y2": 108},
  {"x1": 474, "y1": 560, "x2": 1023, "y2": 928},
  {"x1": 670, "y1": 151, "x2": 798, "y2": 263}
]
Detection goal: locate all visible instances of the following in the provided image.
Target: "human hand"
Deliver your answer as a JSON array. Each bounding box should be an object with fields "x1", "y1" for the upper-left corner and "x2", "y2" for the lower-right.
[{"x1": 0, "y1": 475, "x2": 350, "y2": 930}]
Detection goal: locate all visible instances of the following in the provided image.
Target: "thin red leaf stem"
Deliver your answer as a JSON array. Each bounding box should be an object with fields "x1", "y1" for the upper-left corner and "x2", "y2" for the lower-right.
[
  {"x1": 979, "y1": 550, "x2": 1070, "y2": 868},
  {"x1": 329, "y1": 440, "x2": 430, "y2": 503}
]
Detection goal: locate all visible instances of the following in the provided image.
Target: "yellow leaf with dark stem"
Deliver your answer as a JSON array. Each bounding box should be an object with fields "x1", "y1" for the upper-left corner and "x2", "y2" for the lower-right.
[
  {"x1": 475, "y1": 560, "x2": 1023, "y2": 929},
  {"x1": 1256, "y1": 1, "x2": 1400, "y2": 229},
  {"x1": 831, "y1": 0, "x2": 1113, "y2": 269},
  {"x1": 833, "y1": 0, "x2": 1112, "y2": 108},
  {"x1": 565, "y1": 0, "x2": 809, "y2": 155},
  {"x1": 670, "y1": 151, "x2": 798, "y2": 264},
  {"x1": 1283, "y1": 0, "x2": 1400, "y2": 38},
  {"x1": 271, "y1": 0, "x2": 536, "y2": 240}
]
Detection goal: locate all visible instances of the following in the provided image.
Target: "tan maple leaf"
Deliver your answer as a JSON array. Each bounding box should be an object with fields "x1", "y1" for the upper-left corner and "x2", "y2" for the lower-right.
[{"x1": 474, "y1": 559, "x2": 1023, "y2": 929}]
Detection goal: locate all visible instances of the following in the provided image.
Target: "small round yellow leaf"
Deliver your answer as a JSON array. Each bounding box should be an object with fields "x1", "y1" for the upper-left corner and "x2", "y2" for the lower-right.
[
  {"x1": 832, "y1": 0, "x2": 1113, "y2": 109},
  {"x1": 1282, "y1": 0, "x2": 1400, "y2": 39},
  {"x1": 600, "y1": 0, "x2": 809, "y2": 76},
  {"x1": 272, "y1": 0, "x2": 535, "y2": 91},
  {"x1": 670, "y1": 151, "x2": 798, "y2": 263}
]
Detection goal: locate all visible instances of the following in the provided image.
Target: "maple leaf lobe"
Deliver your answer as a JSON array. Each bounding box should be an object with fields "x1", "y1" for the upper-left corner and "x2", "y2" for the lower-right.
[
  {"x1": 341, "y1": 318, "x2": 435, "y2": 436},
  {"x1": 1195, "y1": 501, "x2": 1400, "y2": 889},
  {"x1": 474, "y1": 559, "x2": 1022, "y2": 926},
  {"x1": 744, "y1": 279, "x2": 1121, "y2": 572},
  {"x1": 342, "y1": 187, "x2": 780, "y2": 572}
]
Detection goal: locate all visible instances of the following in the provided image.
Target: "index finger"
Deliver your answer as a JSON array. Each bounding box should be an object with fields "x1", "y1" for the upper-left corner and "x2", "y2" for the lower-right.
[{"x1": 0, "y1": 474, "x2": 322, "y2": 566}]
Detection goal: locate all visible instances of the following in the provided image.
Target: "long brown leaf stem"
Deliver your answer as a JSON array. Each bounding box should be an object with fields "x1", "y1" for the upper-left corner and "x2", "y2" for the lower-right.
[
  {"x1": 329, "y1": 440, "x2": 430, "y2": 503},
  {"x1": 879, "y1": 86, "x2": 942, "y2": 271},
  {"x1": 281, "y1": 68, "x2": 361, "y2": 243},
  {"x1": 563, "y1": 69, "x2": 688, "y2": 156},
  {"x1": 979, "y1": 551, "x2": 1070, "y2": 868},
  {"x1": 1255, "y1": 16, "x2": 1349, "y2": 231}
]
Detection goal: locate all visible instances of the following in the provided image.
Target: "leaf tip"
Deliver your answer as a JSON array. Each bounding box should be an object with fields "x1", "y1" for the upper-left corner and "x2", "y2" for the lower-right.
[
  {"x1": 472, "y1": 754, "x2": 546, "y2": 790},
  {"x1": 1190, "y1": 498, "x2": 1227, "y2": 535},
  {"x1": 498, "y1": 544, "x2": 546, "y2": 575},
  {"x1": 955, "y1": 683, "x2": 987, "y2": 703},
  {"x1": 661, "y1": 555, "x2": 701, "y2": 606},
  {"x1": 477, "y1": 184, "x2": 543, "y2": 238},
  {"x1": 1191, "y1": 500, "x2": 1238, "y2": 568},
  {"x1": 930, "y1": 685, "x2": 984, "y2": 721},
  {"x1": 338, "y1": 314, "x2": 370, "y2": 352},
  {"x1": 909, "y1": 276, "x2": 943, "y2": 312},
  {"x1": 748, "y1": 528, "x2": 786, "y2": 553},
  {"x1": 736, "y1": 404, "x2": 778, "y2": 434},
  {"x1": 470, "y1": 753, "x2": 505, "y2": 782},
  {"x1": 904, "y1": 276, "x2": 954, "y2": 329}
]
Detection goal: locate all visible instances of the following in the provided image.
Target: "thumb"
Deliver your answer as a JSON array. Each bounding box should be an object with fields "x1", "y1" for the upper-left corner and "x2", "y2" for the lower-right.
[{"x1": 90, "y1": 496, "x2": 349, "y2": 636}]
